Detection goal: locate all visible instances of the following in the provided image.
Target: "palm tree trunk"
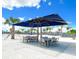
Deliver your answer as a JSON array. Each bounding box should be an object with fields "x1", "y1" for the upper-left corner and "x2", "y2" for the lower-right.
[{"x1": 11, "y1": 25, "x2": 15, "y2": 39}]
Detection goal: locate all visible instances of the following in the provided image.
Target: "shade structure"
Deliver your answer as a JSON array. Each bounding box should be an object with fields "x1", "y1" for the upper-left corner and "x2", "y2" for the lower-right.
[
  {"x1": 13, "y1": 14, "x2": 68, "y2": 43},
  {"x1": 13, "y1": 14, "x2": 67, "y2": 27}
]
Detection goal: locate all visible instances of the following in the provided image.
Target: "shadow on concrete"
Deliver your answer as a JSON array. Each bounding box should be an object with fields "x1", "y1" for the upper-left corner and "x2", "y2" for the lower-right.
[{"x1": 22, "y1": 40, "x2": 76, "y2": 56}]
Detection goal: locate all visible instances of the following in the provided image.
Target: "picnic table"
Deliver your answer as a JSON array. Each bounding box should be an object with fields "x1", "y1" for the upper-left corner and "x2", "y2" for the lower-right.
[
  {"x1": 23, "y1": 36, "x2": 59, "y2": 47},
  {"x1": 40, "y1": 37, "x2": 59, "y2": 46},
  {"x1": 23, "y1": 36, "x2": 38, "y2": 43}
]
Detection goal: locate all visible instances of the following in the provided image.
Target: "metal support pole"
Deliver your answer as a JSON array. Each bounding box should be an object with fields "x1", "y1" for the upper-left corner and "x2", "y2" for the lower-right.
[
  {"x1": 40, "y1": 27, "x2": 42, "y2": 41},
  {"x1": 61, "y1": 25, "x2": 63, "y2": 37},
  {"x1": 31, "y1": 27, "x2": 32, "y2": 35},
  {"x1": 37, "y1": 27, "x2": 39, "y2": 41}
]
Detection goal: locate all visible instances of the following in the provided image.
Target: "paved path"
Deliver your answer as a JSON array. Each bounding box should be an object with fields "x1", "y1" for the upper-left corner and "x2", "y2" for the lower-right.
[{"x1": 2, "y1": 38, "x2": 76, "y2": 59}]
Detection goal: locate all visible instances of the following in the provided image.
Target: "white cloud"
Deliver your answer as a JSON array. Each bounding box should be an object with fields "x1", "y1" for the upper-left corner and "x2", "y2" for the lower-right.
[
  {"x1": 18, "y1": 17, "x2": 24, "y2": 21},
  {"x1": 2, "y1": 24, "x2": 12, "y2": 32},
  {"x1": 48, "y1": 2, "x2": 52, "y2": 6},
  {"x1": 36, "y1": 5, "x2": 40, "y2": 9},
  {"x1": 2, "y1": 0, "x2": 41, "y2": 10},
  {"x1": 2, "y1": 17, "x2": 11, "y2": 32},
  {"x1": 28, "y1": 18, "x2": 32, "y2": 20},
  {"x1": 67, "y1": 21, "x2": 72, "y2": 24},
  {"x1": 2, "y1": 17, "x2": 5, "y2": 23}
]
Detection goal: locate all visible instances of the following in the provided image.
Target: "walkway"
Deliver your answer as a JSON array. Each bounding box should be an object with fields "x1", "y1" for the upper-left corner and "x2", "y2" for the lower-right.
[{"x1": 2, "y1": 38, "x2": 76, "y2": 59}]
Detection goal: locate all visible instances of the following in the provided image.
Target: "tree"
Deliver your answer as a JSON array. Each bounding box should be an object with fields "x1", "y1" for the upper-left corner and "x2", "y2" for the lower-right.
[
  {"x1": 20, "y1": 28, "x2": 25, "y2": 33},
  {"x1": 4, "y1": 17, "x2": 20, "y2": 39},
  {"x1": 32, "y1": 28, "x2": 37, "y2": 33},
  {"x1": 46, "y1": 26, "x2": 52, "y2": 32},
  {"x1": 66, "y1": 27, "x2": 72, "y2": 31},
  {"x1": 67, "y1": 29, "x2": 76, "y2": 34}
]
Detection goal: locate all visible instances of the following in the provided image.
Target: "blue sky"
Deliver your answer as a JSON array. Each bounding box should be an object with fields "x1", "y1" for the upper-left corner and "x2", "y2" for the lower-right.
[{"x1": 2, "y1": 0, "x2": 76, "y2": 28}]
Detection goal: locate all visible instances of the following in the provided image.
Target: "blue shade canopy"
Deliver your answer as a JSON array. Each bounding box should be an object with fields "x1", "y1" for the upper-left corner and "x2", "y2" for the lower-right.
[{"x1": 13, "y1": 14, "x2": 67, "y2": 27}]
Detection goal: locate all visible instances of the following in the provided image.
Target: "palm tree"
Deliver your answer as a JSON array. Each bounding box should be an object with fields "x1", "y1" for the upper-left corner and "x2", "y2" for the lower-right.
[
  {"x1": 4, "y1": 17, "x2": 20, "y2": 39},
  {"x1": 32, "y1": 28, "x2": 37, "y2": 33},
  {"x1": 66, "y1": 27, "x2": 72, "y2": 31},
  {"x1": 20, "y1": 28, "x2": 25, "y2": 33},
  {"x1": 27, "y1": 28, "x2": 32, "y2": 34},
  {"x1": 46, "y1": 26, "x2": 52, "y2": 32}
]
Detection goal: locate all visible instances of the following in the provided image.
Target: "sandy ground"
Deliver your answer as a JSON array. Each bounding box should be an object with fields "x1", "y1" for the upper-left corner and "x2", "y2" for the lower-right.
[{"x1": 2, "y1": 34, "x2": 76, "y2": 59}]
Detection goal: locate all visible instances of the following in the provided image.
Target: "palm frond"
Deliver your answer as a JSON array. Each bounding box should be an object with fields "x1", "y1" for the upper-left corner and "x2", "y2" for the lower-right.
[{"x1": 3, "y1": 19, "x2": 10, "y2": 24}]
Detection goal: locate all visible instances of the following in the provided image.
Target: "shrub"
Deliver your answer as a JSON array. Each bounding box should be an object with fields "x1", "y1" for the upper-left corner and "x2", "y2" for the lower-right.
[{"x1": 67, "y1": 29, "x2": 76, "y2": 34}]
